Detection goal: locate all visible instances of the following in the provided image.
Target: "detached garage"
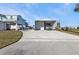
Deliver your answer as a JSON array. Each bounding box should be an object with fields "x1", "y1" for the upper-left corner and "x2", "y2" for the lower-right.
[
  {"x1": 35, "y1": 19, "x2": 60, "y2": 30},
  {"x1": 0, "y1": 21, "x2": 6, "y2": 31}
]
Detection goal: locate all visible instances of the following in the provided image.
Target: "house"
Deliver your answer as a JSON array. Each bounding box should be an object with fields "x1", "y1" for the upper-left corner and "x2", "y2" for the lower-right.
[
  {"x1": 35, "y1": 19, "x2": 60, "y2": 30},
  {"x1": 0, "y1": 14, "x2": 28, "y2": 30}
]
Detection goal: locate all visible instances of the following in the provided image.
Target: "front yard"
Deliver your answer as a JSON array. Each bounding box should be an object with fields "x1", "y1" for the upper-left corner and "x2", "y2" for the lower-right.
[
  {"x1": 58, "y1": 29, "x2": 79, "y2": 36},
  {"x1": 0, "y1": 31, "x2": 23, "y2": 49}
]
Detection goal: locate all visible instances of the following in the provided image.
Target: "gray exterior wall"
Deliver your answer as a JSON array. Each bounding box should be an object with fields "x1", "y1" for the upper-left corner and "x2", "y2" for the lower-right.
[
  {"x1": 17, "y1": 16, "x2": 26, "y2": 29},
  {"x1": 35, "y1": 21, "x2": 44, "y2": 30},
  {"x1": 0, "y1": 21, "x2": 6, "y2": 30}
]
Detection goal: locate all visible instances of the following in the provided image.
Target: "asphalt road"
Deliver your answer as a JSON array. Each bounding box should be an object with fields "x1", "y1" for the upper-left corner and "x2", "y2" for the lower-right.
[{"x1": 1, "y1": 30, "x2": 79, "y2": 55}]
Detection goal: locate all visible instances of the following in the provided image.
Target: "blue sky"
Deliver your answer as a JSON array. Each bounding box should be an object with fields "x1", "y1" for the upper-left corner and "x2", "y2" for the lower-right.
[{"x1": 0, "y1": 3, "x2": 79, "y2": 27}]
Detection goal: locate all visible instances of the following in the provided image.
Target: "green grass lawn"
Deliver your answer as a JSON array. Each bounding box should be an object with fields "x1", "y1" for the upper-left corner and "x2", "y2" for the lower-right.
[
  {"x1": 0, "y1": 31, "x2": 23, "y2": 49},
  {"x1": 58, "y1": 29, "x2": 79, "y2": 36}
]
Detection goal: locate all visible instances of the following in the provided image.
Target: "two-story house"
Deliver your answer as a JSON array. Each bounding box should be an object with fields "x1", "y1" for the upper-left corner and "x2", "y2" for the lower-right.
[{"x1": 0, "y1": 14, "x2": 28, "y2": 30}]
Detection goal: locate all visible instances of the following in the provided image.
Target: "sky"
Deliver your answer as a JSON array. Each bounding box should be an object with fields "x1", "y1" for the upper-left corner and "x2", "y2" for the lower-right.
[{"x1": 0, "y1": 3, "x2": 79, "y2": 27}]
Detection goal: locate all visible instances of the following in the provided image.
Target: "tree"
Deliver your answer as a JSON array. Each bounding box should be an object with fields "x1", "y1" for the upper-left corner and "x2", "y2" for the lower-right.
[{"x1": 74, "y1": 4, "x2": 79, "y2": 12}]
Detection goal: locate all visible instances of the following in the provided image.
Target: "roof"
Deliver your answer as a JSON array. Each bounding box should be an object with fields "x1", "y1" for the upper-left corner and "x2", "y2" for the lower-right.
[
  {"x1": 35, "y1": 19, "x2": 57, "y2": 22},
  {"x1": 35, "y1": 20, "x2": 56, "y2": 22},
  {"x1": 0, "y1": 14, "x2": 6, "y2": 18}
]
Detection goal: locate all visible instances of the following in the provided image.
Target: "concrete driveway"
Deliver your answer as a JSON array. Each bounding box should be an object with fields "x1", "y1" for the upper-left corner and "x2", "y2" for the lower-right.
[{"x1": 1, "y1": 30, "x2": 79, "y2": 55}]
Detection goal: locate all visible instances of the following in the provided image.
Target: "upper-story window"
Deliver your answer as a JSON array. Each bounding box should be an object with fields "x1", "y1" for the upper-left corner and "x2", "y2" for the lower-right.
[
  {"x1": 7, "y1": 16, "x2": 11, "y2": 19},
  {"x1": 13, "y1": 16, "x2": 16, "y2": 19},
  {"x1": 12, "y1": 16, "x2": 17, "y2": 21}
]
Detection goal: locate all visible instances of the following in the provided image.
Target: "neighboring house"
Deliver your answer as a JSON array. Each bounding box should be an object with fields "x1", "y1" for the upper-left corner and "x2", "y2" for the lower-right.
[
  {"x1": 0, "y1": 14, "x2": 28, "y2": 30},
  {"x1": 35, "y1": 19, "x2": 60, "y2": 30}
]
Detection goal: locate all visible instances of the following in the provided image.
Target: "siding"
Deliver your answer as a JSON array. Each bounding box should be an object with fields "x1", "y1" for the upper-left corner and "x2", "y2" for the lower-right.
[{"x1": 0, "y1": 22, "x2": 6, "y2": 30}]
